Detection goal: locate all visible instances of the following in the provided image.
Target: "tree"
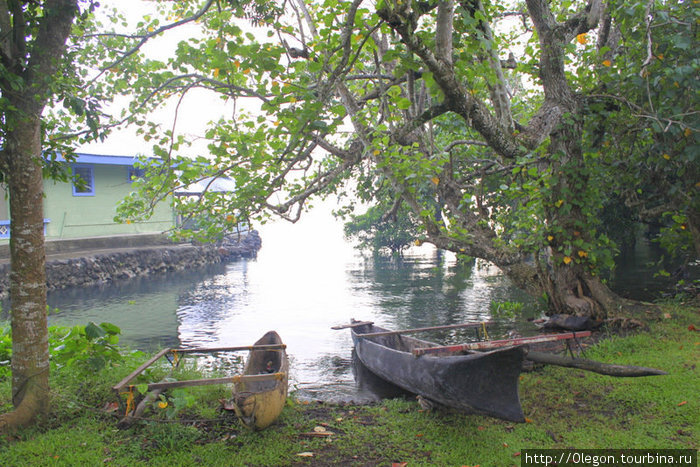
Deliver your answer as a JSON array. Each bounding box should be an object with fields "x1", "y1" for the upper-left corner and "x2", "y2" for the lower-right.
[
  {"x1": 0, "y1": 0, "x2": 81, "y2": 431},
  {"x1": 343, "y1": 199, "x2": 420, "y2": 255},
  {"x1": 0, "y1": 0, "x2": 219, "y2": 431},
  {"x1": 116, "y1": 0, "x2": 696, "y2": 319},
  {"x1": 587, "y1": 0, "x2": 699, "y2": 262}
]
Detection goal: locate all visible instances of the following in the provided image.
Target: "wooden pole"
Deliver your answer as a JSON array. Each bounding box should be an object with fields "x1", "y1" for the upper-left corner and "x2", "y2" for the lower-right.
[
  {"x1": 112, "y1": 345, "x2": 286, "y2": 393},
  {"x1": 356, "y1": 321, "x2": 493, "y2": 338},
  {"x1": 331, "y1": 320, "x2": 374, "y2": 330},
  {"x1": 170, "y1": 344, "x2": 286, "y2": 354},
  {"x1": 412, "y1": 331, "x2": 591, "y2": 356},
  {"x1": 113, "y1": 347, "x2": 171, "y2": 393},
  {"x1": 143, "y1": 372, "x2": 286, "y2": 391}
]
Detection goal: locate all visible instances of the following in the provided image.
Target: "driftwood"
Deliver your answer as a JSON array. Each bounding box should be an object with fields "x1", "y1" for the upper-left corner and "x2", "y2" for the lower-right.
[{"x1": 525, "y1": 351, "x2": 667, "y2": 377}]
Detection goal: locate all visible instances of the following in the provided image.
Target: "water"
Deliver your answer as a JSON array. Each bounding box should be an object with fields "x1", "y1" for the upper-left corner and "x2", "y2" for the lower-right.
[{"x1": 0, "y1": 204, "x2": 685, "y2": 402}]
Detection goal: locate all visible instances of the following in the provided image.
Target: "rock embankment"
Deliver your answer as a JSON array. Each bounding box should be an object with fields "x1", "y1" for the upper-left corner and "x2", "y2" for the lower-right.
[{"x1": 0, "y1": 231, "x2": 261, "y2": 298}]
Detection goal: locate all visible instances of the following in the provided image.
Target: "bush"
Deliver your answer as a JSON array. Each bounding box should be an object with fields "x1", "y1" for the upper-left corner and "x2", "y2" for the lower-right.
[
  {"x1": 50, "y1": 322, "x2": 124, "y2": 373},
  {"x1": 0, "y1": 323, "x2": 10, "y2": 381}
]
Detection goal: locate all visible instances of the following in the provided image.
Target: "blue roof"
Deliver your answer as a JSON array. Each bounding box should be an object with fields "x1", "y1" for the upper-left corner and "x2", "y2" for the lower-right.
[{"x1": 53, "y1": 153, "x2": 156, "y2": 166}]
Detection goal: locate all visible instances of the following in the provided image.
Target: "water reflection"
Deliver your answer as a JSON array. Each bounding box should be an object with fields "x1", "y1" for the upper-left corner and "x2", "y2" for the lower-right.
[
  {"x1": 1, "y1": 209, "x2": 684, "y2": 402},
  {"x1": 43, "y1": 264, "x2": 229, "y2": 349},
  {"x1": 1, "y1": 245, "x2": 541, "y2": 402}
]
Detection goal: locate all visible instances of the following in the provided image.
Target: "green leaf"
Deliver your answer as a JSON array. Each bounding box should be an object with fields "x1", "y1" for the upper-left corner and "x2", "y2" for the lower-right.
[
  {"x1": 397, "y1": 98, "x2": 412, "y2": 110},
  {"x1": 85, "y1": 322, "x2": 106, "y2": 340},
  {"x1": 99, "y1": 322, "x2": 121, "y2": 336}
]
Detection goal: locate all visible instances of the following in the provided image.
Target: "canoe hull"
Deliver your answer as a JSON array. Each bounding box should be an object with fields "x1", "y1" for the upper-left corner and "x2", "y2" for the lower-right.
[
  {"x1": 233, "y1": 331, "x2": 288, "y2": 430},
  {"x1": 352, "y1": 324, "x2": 525, "y2": 422}
]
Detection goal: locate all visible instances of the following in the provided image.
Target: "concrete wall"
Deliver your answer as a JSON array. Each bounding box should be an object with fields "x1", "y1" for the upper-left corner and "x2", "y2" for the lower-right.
[{"x1": 0, "y1": 231, "x2": 262, "y2": 298}]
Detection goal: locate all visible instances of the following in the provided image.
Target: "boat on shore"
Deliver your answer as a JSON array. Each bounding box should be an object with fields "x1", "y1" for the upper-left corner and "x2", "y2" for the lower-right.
[
  {"x1": 231, "y1": 330, "x2": 289, "y2": 430},
  {"x1": 349, "y1": 321, "x2": 526, "y2": 422}
]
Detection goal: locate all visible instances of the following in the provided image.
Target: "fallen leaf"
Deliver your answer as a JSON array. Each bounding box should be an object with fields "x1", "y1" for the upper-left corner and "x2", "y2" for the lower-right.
[
  {"x1": 503, "y1": 443, "x2": 509, "y2": 447},
  {"x1": 392, "y1": 463, "x2": 408, "y2": 467},
  {"x1": 296, "y1": 452, "x2": 314, "y2": 457},
  {"x1": 678, "y1": 401, "x2": 687, "y2": 406},
  {"x1": 103, "y1": 402, "x2": 119, "y2": 413},
  {"x1": 663, "y1": 312, "x2": 672, "y2": 319},
  {"x1": 688, "y1": 324, "x2": 697, "y2": 331},
  {"x1": 525, "y1": 418, "x2": 533, "y2": 423},
  {"x1": 477, "y1": 426, "x2": 485, "y2": 431},
  {"x1": 416, "y1": 433, "x2": 424, "y2": 437},
  {"x1": 513, "y1": 452, "x2": 521, "y2": 457},
  {"x1": 314, "y1": 426, "x2": 327, "y2": 432}
]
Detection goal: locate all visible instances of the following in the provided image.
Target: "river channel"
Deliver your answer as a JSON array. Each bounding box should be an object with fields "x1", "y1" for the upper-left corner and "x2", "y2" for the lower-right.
[{"x1": 0, "y1": 205, "x2": 684, "y2": 402}]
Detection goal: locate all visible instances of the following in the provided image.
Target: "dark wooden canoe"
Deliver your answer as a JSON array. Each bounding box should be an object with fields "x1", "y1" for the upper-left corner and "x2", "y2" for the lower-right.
[
  {"x1": 351, "y1": 322, "x2": 526, "y2": 422},
  {"x1": 231, "y1": 330, "x2": 289, "y2": 430}
]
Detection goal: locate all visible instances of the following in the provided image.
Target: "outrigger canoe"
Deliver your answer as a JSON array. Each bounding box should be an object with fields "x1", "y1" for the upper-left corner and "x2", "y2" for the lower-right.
[
  {"x1": 349, "y1": 321, "x2": 526, "y2": 422},
  {"x1": 231, "y1": 330, "x2": 289, "y2": 430}
]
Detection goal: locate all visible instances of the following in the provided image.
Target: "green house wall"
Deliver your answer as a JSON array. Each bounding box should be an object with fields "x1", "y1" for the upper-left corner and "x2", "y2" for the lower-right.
[
  {"x1": 44, "y1": 164, "x2": 174, "y2": 239},
  {"x1": 0, "y1": 162, "x2": 174, "y2": 242}
]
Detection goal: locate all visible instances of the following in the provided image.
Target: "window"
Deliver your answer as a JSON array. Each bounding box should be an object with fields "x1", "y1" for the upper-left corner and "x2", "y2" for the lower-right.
[
  {"x1": 72, "y1": 164, "x2": 94, "y2": 196},
  {"x1": 127, "y1": 166, "x2": 146, "y2": 182}
]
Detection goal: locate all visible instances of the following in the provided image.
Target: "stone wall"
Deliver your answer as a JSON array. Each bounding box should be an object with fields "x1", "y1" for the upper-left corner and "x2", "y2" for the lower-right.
[{"x1": 0, "y1": 231, "x2": 261, "y2": 298}]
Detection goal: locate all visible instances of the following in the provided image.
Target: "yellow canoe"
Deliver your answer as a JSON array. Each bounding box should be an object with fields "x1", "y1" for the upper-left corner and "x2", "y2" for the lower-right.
[{"x1": 231, "y1": 330, "x2": 288, "y2": 430}]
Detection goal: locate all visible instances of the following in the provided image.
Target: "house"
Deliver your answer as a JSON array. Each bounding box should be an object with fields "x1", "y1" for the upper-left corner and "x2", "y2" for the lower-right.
[{"x1": 0, "y1": 153, "x2": 175, "y2": 247}]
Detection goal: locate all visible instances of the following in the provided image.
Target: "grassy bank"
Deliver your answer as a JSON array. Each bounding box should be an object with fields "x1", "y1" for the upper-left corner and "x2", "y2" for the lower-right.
[{"x1": 1, "y1": 303, "x2": 698, "y2": 466}]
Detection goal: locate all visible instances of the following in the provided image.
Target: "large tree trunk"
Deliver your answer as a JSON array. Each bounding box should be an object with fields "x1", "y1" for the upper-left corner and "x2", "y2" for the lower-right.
[
  {"x1": 0, "y1": 118, "x2": 50, "y2": 432},
  {"x1": 0, "y1": 0, "x2": 78, "y2": 432}
]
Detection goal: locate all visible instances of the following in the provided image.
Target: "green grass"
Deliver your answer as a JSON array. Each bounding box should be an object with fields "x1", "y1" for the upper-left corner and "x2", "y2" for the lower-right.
[{"x1": 1, "y1": 302, "x2": 698, "y2": 466}]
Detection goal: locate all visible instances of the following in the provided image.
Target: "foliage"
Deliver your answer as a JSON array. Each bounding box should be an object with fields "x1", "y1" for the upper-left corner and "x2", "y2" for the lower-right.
[
  {"x1": 91, "y1": 0, "x2": 696, "y2": 316},
  {"x1": 584, "y1": 0, "x2": 699, "y2": 259},
  {"x1": 343, "y1": 200, "x2": 420, "y2": 254},
  {"x1": 489, "y1": 300, "x2": 525, "y2": 319},
  {"x1": 0, "y1": 324, "x2": 10, "y2": 381},
  {"x1": 155, "y1": 388, "x2": 198, "y2": 420},
  {"x1": 50, "y1": 322, "x2": 124, "y2": 373}
]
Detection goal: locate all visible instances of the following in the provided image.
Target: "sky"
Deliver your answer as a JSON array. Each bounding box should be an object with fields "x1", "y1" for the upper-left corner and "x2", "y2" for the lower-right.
[
  {"x1": 78, "y1": 0, "x2": 279, "y2": 159},
  {"x1": 78, "y1": 0, "x2": 236, "y2": 157}
]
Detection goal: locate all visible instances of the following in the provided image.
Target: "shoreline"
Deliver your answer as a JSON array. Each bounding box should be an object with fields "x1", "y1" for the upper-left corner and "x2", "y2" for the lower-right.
[{"x1": 0, "y1": 230, "x2": 261, "y2": 299}]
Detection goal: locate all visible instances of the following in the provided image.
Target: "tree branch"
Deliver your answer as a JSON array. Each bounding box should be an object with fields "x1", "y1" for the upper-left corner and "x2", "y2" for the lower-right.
[
  {"x1": 435, "y1": 1, "x2": 453, "y2": 66},
  {"x1": 378, "y1": 4, "x2": 523, "y2": 159},
  {"x1": 92, "y1": 0, "x2": 216, "y2": 83}
]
